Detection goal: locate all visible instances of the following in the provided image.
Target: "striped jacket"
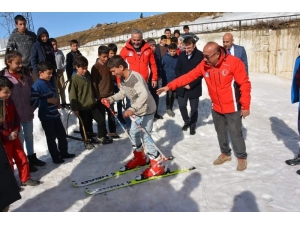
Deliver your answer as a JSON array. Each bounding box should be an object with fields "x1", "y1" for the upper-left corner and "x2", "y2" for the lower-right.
[{"x1": 30, "y1": 78, "x2": 60, "y2": 121}]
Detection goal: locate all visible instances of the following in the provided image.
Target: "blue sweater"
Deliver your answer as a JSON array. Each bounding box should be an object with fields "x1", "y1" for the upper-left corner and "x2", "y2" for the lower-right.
[
  {"x1": 30, "y1": 78, "x2": 60, "y2": 121},
  {"x1": 161, "y1": 53, "x2": 178, "y2": 83}
]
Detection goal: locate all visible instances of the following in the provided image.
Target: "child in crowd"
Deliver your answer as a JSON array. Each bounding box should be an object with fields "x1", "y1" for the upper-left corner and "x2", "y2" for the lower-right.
[
  {"x1": 182, "y1": 25, "x2": 199, "y2": 42},
  {"x1": 161, "y1": 43, "x2": 179, "y2": 117},
  {"x1": 173, "y1": 29, "x2": 183, "y2": 51},
  {"x1": 66, "y1": 39, "x2": 82, "y2": 81},
  {"x1": 108, "y1": 43, "x2": 126, "y2": 124},
  {"x1": 69, "y1": 55, "x2": 113, "y2": 148},
  {"x1": 164, "y1": 28, "x2": 172, "y2": 45},
  {"x1": 108, "y1": 43, "x2": 118, "y2": 58},
  {"x1": 0, "y1": 76, "x2": 40, "y2": 186},
  {"x1": 170, "y1": 37, "x2": 181, "y2": 55},
  {"x1": 173, "y1": 29, "x2": 181, "y2": 38},
  {"x1": 102, "y1": 55, "x2": 166, "y2": 178},
  {"x1": 31, "y1": 61, "x2": 75, "y2": 163},
  {"x1": 91, "y1": 45, "x2": 120, "y2": 138},
  {"x1": 1, "y1": 50, "x2": 46, "y2": 172},
  {"x1": 6, "y1": 14, "x2": 37, "y2": 72},
  {"x1": 147, "y1": 38, "x2": 163, "y2": 119},
  {"x1": 31, "y1": 27, "x2": 57, "y2": 90},
  {"x1": 50, "y1": 38, "x2": 67, "y2": 108}
]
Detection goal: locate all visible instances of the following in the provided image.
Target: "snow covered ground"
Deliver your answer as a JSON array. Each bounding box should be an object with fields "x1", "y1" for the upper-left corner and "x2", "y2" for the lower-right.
[
  {"x1": 4, "y1": 72, "x2": 300, "y2": 218},
  {"x1": 2, "y1": 9, "x2": 300, "y2": 223}
]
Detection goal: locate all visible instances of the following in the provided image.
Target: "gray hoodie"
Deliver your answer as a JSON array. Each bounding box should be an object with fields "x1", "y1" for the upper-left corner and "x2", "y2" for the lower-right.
[{"x1": 7, "y1": 28, "x2": 37, "y2": 69}]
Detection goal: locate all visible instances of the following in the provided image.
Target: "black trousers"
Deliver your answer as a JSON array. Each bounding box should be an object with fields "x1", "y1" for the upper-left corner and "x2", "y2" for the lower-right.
[
  {"x1": 212, "y1": 109, "x2": 247, "y2": 159},
  {"x1": 79, "y1": 104, "x2": 107, "y2": 139},
  {"x1": 177, "y1": 91, "x2": 199, "y2": 128},
  {"x1": 101, "y1": 101, "x2": 116, "y2": 133},
  {"x1": 148, "y1": 81, "x2": 159, "y2": 113},
  {"x1": 166, "y1": 90, "x2": 176, "y2": 110},
  {"x1": 41, "y1": 118, "x2": 68, "y2": 160}
]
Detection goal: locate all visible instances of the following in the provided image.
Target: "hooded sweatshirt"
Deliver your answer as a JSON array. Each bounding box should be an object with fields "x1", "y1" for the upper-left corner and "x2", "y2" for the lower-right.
[{"x1": 31, "y1": 27, "x2": 57, "y2": 88}]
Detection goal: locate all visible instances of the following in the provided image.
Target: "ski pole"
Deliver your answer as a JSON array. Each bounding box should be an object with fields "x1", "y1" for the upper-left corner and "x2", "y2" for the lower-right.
[
  {"x1": 101, "y1": 100, "x2": 135, "y2": 145},
  {"x1": 129, "y1": 115, "x2": 174, "y2": 161}
]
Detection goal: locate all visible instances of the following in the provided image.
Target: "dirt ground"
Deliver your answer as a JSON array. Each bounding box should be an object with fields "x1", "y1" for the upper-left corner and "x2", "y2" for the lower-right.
[{"x1": 56, "y1": 12, "x2": 223, "y2": 47}]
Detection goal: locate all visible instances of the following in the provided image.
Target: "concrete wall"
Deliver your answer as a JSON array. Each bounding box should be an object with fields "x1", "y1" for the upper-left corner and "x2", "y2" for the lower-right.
[
  {"x1": 194, "y1": 28, "x2": 300, "y2": 79},
  {"x1": 1, "y1": 27, "x2": 300, "y2": 79}
]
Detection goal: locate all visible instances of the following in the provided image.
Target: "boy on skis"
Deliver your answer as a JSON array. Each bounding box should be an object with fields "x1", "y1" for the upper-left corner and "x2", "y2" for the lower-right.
[{"x1": 101, "y1": 55, "x2": 166, "y2": 178}]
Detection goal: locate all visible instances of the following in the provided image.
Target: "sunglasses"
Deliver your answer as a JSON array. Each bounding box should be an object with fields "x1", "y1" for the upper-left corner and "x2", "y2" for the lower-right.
[{"x1": 204, "y1": 51, "x2": 218, "y2": 60}]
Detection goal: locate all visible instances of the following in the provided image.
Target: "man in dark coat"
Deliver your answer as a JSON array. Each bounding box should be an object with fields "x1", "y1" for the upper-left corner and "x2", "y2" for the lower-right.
[{"x1": 175, "y1": 37, "x2": 204, "y2": 135}]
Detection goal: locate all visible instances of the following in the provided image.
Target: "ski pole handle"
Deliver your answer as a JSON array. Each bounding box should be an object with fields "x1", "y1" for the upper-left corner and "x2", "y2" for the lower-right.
[{"x1": 101, "y1": 98, "x2": 111, "y2": 111}]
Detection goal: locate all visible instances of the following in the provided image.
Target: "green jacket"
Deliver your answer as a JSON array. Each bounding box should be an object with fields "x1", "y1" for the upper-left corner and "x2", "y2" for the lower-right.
[{"x1": 69, "y1": 73, "x2": 96, "y2": 111}]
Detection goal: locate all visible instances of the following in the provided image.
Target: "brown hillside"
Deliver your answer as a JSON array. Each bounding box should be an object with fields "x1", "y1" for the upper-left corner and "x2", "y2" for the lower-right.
[{"x1": 56, "y1": 12, "x2": 223, "y2": 47}]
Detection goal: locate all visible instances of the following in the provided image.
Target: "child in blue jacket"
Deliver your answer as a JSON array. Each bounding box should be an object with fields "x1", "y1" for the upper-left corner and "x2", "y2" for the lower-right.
[
  {"x1": 161, "y1": 43, "x2": 179, "y2": 117},
  {"x1": 31, "y1": 61, "x2": 75, "y2": 164}
]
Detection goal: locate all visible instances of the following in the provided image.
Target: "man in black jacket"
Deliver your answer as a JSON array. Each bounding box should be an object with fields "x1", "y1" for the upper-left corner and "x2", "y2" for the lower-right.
[
  {"x1": 175, "y1": 37, "x2": 203, "y2": 135},
  {"x1": 6, "y1": 15, "x2": 37, "y2": 70}
]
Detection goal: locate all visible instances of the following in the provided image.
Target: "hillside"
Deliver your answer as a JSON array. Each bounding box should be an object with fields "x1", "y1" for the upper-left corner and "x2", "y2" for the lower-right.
[{"x1": 55, "y1": 12, "x2": 223, "y2": 47}]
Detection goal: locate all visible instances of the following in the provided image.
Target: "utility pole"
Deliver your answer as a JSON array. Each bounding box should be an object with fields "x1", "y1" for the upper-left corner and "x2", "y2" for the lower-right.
[
  {"x1": 22, "y1": 12, "x2": 35, "y2": 32},
  {"x1": 0, "y1": 12, "x2": 15, "y2": 38}
]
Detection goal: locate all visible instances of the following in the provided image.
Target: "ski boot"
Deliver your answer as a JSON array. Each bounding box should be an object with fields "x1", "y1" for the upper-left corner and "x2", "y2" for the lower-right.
[
  {"x1": 137, "y1": 152, "x2": 166, "y2": 180},
  {"x1": 120, "y1": 146, "x2": 149, "y2": 172}
]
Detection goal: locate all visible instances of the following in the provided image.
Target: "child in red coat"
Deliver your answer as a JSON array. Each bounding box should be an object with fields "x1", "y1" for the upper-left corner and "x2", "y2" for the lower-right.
[{"x1": 0, "y1": 76, "x2": 40, "y2": 186}]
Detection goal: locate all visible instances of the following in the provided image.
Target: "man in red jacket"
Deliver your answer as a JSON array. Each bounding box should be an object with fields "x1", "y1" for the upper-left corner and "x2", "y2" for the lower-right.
[
  {"x1": 157, "y1": 41, "x2": 251, "y2": 171},
  {"x1": 120, "y1": 29, "x2": 163, "y2": 120}
]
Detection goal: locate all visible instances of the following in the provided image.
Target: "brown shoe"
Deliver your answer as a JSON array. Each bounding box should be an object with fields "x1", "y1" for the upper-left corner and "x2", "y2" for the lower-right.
[
  {"x1": 213, "y1": 153, "x2": 232, "y2": 165},
  {"x1": 237, "y1": 158, "x2": 247, "y2": 171}
]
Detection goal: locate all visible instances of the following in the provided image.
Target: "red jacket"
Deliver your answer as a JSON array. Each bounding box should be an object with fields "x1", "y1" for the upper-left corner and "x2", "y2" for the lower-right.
[
  {"x1": 167, "y1": 47, "x2": 251, "y2": 114},
  {"x1": 120, "y1": 39, "x2": 158, "y2": 82},
  {"x1": 0, "y1": 98, "x2": 21, "y2": 139}
]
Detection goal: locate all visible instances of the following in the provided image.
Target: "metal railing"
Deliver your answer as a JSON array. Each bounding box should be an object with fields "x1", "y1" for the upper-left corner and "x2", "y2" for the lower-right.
[
  {"x1": 61, "y1": 14, "x2": 300, "y2": 49},
  {"x1": 1, "y1": 14, "x2": 300, "y2": 54}
]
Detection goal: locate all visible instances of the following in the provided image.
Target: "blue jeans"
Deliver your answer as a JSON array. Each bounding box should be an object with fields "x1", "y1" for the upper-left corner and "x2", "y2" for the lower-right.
[
  {"x1": 18, "y1": 120, "x2": 34, "y2": 156},
  {"x1": 129, "y1": 113, "x2": 156, "y2": 156}
]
